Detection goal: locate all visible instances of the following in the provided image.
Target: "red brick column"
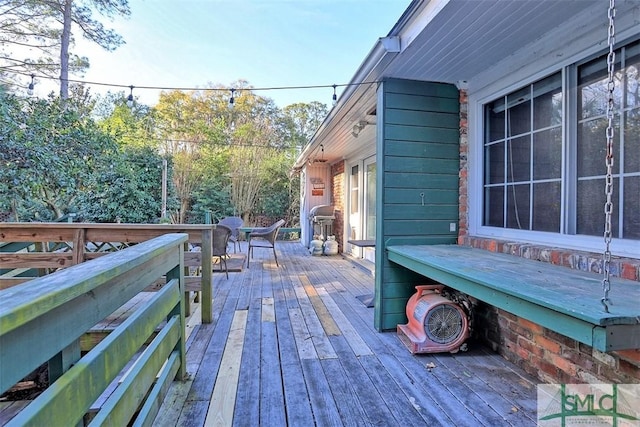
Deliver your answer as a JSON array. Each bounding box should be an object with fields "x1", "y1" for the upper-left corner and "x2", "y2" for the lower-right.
[
  {"x1": 331, "y1": 161, "x2": 345, "y2": 253},
  {"x1": 458, "y1": 89, "x2": 469, "y2": 244}
]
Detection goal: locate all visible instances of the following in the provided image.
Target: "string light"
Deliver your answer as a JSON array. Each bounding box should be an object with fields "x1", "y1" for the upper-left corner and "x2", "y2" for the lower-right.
[
  {"x1": 332, "y1": 84, "x2": 337, "y2": 106},
  {"x1": 27, "y1": 74, "x2": 35, "y2": 96},
  {"x1": 9, "y1": 68, "x2": 379, "y2": 103},
  {"x1": 127, "y1": 85, "x2": 134, "y2": 107},
  {"x1": 228, "y1": 88, "x2": 235, "y2": 109}
]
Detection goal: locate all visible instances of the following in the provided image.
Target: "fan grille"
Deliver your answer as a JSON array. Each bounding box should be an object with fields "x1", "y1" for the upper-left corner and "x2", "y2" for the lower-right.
[{"x1": 424, "y1": 304, "x2": 463, "y2": 344}]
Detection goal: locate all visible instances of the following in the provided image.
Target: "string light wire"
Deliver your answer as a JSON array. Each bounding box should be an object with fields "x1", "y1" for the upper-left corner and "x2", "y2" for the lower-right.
[{"x1": 6, "y1": 68, "x2": 375, "y2": 103}]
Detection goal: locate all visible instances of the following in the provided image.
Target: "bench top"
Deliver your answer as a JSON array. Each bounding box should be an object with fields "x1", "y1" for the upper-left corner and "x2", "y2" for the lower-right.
[
  {"x1": 348, "y1": 239, "x2": 376, "y2": 247},
  {"x1": 386, "y1": 245, "x2": 640, "y2": 327}
]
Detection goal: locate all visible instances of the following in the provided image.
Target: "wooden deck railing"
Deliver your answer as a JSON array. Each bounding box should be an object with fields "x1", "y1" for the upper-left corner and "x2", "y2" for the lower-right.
[
  {"x1": 0, "y1": 233, "x2": 188, "y2": 426},
  {"x1": 0, "y1": 222, "x2": 218, "y2": 323}
]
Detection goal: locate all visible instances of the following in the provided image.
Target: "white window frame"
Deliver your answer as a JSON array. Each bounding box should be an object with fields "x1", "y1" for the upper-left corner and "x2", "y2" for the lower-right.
[{"x1": 468, "y1": 42, "x2": 639, "y2": 259}]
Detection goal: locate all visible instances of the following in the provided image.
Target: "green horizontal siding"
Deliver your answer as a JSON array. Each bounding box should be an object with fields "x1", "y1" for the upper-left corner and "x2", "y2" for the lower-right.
[
  {"x1": 384, "y1": 188, "x2": 458, "y2": 203},
  {"x1": 382, "y1": 78, "x2": 460, "y2": 98},
  {"x1": 384, "y1": 157, "x2": 459, "y2": 174},
  {"x1": 375, "y1": 78, "x2": 460, "y2": 331},
  {"x1": 383, "y1": 205, "x2": 458, "y2": 220},
  {"x1": 384, "y1": 140, "x2": 460, "y2": 158},
  {"x1": 385, "y1": 124, "x2": 459, "y2": 142},
  {"x1": 384, "y1": 173, "x2": 459, "y2": 190},
  {"x1": 383, "y1": 220, "x2": 458, "y2": 236},
  {"x1": 384, "y1": 93, "x2": 459, "y2": 113},
  {"x1": 385, "y1": 109, "x2": 460, "y2": 128}
]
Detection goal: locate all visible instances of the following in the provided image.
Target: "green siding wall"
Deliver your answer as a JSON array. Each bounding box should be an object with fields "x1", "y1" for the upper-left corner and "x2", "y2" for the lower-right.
[{"x1": 374, "y1": 78, "x2": 460, "y2": 331}]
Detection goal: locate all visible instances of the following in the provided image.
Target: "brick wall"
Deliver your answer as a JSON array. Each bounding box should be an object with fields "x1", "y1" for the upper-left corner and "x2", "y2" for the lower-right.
[
  {"x1": 475, "y1": 303, "x2": 640, "y2": 383},
  {"x1": 458, "y1": 89, "x2": 469, "y2": 244},
  {"x1": 457, "y1": 89, "x2": 640, "y2": 384},
  {"x1": 331, "y1": 160, "x2": 345, "y2": 253},
  {"x1": 462, "y1": 236, "x2": 640, "y2": 281}
]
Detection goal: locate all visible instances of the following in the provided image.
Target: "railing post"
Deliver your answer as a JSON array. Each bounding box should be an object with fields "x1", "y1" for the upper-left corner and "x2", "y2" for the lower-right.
[
  {"x1": 183, "y1": 242, "x2": 192, "y2": 318},
  {"x1": 201, "y1": 227, "x2": 213, "y2": 323},
  {"x1": 48, "y1": 340, "x2": 81, "y2": 383},
  {"x1": 167, "y1": 245, "x2": 186, "y2": 381},
  {"x1": 72, "y1": 228, "x2": 85, "y2": 265}
]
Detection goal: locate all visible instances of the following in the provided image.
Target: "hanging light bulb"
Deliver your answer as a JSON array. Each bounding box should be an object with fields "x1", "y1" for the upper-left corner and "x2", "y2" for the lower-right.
[
  {"x1": 332, "y1": 84, "x2": 337, "y2": 107},
  {"x1": 126, "y1": 85, "x2": 134, "y2": 107},
  {"x1": 229, "y1": 88, "x2": 236, "y2": 109},
  {"x1": 127, "y1": 85, "x2": 134, "y2": 108},
  {"x1": 27, "y1": 74, "x2": 35, "y2": 96}
]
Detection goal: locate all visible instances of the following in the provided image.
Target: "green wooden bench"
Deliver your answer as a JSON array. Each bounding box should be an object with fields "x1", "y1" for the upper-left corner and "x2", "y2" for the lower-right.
[{"x1": 386, "y1": 244, "x2": 640, "y2": 352}]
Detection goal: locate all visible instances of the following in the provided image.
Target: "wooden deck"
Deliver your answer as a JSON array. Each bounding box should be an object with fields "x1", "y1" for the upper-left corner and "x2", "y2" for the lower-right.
[{"x1": 154, "y1": 241, "x2": 538, "y2": 426}]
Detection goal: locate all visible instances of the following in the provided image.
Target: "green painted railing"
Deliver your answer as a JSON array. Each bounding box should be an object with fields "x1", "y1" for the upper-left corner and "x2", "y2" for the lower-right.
[{"x1": 0, "y1": 233, "x2": 188, "y2": 426}]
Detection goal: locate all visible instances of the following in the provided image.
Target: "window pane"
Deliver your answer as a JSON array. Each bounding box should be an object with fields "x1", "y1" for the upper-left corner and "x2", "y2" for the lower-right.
[
  {"x1": 533, "y1": 73, "x2": 563, "y2": 129},
  {"x1": 533, "y1": 128, "x2": 562, "y2": 180},
  {"x1": 485, "y1": 102, "x2": 505, "y2": 142},
  {"x1": 577, "y1": 178, "x2": 619, "y2": 237},
  {"x1": 533, "y1": 182, "x2": 561, "y2": 232},
  {"x1": 485, "y1": 142, "x2": 504, "y2": 184},
  {"x1": 506, "y1": 136, "x2": 530, "y2": 183},
  {"x1": 578, "y1": 117, "x2": 620, "y2": 177},
  {"x1": 507, "y1": 88, "x2": 531, "y2": 136},
  {"x1": 485, "y1": 186, "x2": 504, "y2": 227},
  {"x1": 623, "y1": 176, "x2": 640, "y2": 239},
  {"x1": 625, "y1": 41, "x2": 640, "y2": 108},
  {"x1": 506, "y1": 184, "x2": 530, "y2": 230},
  {"x1": 625, "y1": 109, "x2": 640, "y2": 173},
  {"x1": 579, "y1": 54, "x2": 623, "y2": 118},
  {"x1": 350, "y1": 165, "x2": 359, "y2": 215}
]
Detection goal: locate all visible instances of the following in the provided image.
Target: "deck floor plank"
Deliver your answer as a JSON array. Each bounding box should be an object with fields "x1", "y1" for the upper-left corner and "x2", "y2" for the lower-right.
[
  {"x1": 258, "y1": 320, "x2": 287, "y2": 427},
  {"x1": 231, "y1": 300, "x2": 261, "y2": 427},
  {"x1": 204, "y1": 310, "x2": 247, "y2": 426},
  {"x1": 150, "y1": 241, "x2": 538, "y2": 427},
  {"x1": 272, "y1": 269, "x2": 316, "y2": 426},
  {"x1": 319, "y1": 356, "x2": 370, "y2": 427},
  {"x1": 300, "y1": 358, "x2": 345, "y2": 427},
  {"x1": 325, "y1": 335, "x2": 399, "y2": 425}
]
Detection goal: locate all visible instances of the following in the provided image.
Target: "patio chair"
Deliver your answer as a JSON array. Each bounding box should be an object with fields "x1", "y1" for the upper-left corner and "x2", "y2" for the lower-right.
[
  {"x1": 219, "y1": 216, "x2": 244, "y2": 253},
  {"x1": 213, "y1": 224, "x2": 232, "y2": 278},
  {"x1": 246, "y1": 219, "x2": 286, "y2": 268}
]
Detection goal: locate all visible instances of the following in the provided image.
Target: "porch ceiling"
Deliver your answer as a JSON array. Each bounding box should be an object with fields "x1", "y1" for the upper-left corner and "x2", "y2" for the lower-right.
[{"x1": 295, "y1": 0, "x2": 608, "y2": 169}]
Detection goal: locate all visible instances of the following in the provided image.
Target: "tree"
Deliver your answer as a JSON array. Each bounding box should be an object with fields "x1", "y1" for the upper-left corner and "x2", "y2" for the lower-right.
[
  {"x1": 0, "y1": 0, "x2": 130, "y2": 98},
  {"x1": 77, "y1": 146, "x2": 174, "y2": 223},
  {"x1": 153, "y1": 89, "x2": 227, "y2": 223},
  {"x1": 93, "y1": 94, "x2": 178, "y2": 222},
  {"x1": 275, "y1": 101, "x2": 328, "y2": 225},
  {"x1": 280, "y1": 101, "x2": 328, "y2": 150},
  {"x1": 150, "y1": 81, "x2": 327, "y2": 225},
  {"x1": 0, "y1": 92, "x2": 118, "y2": 220}
]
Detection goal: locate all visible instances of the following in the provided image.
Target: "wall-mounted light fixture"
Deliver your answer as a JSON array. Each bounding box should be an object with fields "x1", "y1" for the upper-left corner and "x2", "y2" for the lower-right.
[
  {"x1": 309, "y1": 143, "x2": 327, "y2": 164},
  {"x1": 380, "y1": 35, "x2": 401, "y2": 53},
  {"x1": 351, "y1": 120, "x2": 371, "y2": 138}
]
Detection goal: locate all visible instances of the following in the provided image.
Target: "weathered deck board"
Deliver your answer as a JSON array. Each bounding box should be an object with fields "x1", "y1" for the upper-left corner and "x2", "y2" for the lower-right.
[
  {"x1": 152, "y1": 241, "x2": 538, "y2": 426},
  {"x1": 204, "y1": 310, "x2": 247, "y2": 426}
]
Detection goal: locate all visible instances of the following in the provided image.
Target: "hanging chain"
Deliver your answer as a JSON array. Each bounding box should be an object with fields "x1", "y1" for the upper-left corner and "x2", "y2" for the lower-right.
[{"x1": 601, "y1": 0, "x2": 616, "y2": 313}]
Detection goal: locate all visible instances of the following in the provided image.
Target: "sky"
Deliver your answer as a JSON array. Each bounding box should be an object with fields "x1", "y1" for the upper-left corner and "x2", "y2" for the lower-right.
[{"x1": 35, "y1": 0, "x2": 411, "y2": 108}]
